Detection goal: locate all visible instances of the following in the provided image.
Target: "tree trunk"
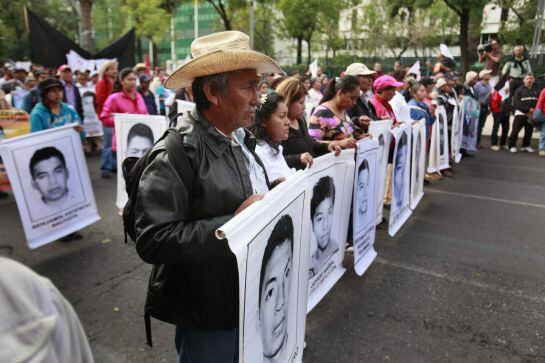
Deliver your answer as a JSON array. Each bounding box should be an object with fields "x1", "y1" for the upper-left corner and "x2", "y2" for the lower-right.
[
  {"x1": 459, "y1": 8, "x2": 469, "y2": 74},
  {"x1": 306, "y1": 38, "x2": 312, "y2": 65},
  {"x1": 79, "y1": 0, "x2": 94, "y2": 53},
  {"x1": 137, "y1": 37, "x2": 143, "y2": 63},
  {"x1": 296, "y1": 36, "x2": 303, "y2": 65}
]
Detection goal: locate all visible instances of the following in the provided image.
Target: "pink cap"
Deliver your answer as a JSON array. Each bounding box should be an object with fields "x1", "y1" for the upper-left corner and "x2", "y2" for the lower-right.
[
  {"x1": 58, "y1": 64, "x2": 71, "y2": 73},
  {"x1": 373, "y1": 75, "x2": 404, "y2": 91}
]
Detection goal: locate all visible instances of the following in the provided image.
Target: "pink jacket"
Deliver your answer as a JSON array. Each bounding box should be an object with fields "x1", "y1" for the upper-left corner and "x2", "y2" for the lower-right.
[{"x1": 100, "y1": 91, "x2": 149, "y2": 151}]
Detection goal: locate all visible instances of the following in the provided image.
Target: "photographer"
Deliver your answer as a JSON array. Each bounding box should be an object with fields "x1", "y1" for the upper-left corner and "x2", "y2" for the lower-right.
[{"x1": 479, "y1": 38, "x2": 503, "y2": 88}]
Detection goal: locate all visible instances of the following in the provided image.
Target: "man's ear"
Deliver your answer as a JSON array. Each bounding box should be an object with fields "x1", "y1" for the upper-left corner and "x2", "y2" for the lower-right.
[
  {"x1": 203, "y1": 82, "x2": 219, "y2": 107},
  {"x1": 31, "y1": 179, "x2": 38, "y2": 191}
]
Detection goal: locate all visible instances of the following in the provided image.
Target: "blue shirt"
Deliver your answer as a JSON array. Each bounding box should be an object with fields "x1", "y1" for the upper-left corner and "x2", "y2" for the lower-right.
[{"x1": 30, "y1": 102, "x2": 81, "y2": 133}]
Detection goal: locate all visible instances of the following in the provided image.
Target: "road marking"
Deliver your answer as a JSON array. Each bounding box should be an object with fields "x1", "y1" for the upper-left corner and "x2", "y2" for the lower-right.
[
  {"x1": 425, "y1": 189, "x2": 545, "y2": 209},
  {"x1": 375, "y1": 257, "x2": 545, "y2": 304}
]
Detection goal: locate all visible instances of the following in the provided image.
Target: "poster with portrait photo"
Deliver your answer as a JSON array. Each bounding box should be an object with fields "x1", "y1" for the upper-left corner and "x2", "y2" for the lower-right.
[
  {"x1": 426, "y1": 114, "x2": 441, "y2": 174},
  {"x1": 114, "y1": 114, "x2": 167, "y2": 208},
  {"x1": 82, "y1": 93, "x2": 104, "y2": 138},
  {"x1": 388, "y1": 123, "x2": 412, "y2": 237},
  {"x1": 450, "y1": 100, "x2": 462, "y2": 163},
  {"x1": 306, "y1": 150, "x2": 355, "y2": 312},
  {"x1": 0, "y1": 125, "x2": 100, "y2": 248},
  {"x1": 352, "y1": 138, "x2": 379, "y2": 276},
  {"x1": 368, "y1": 119, "x2": 393, "y2": 225},
  {"x1": 217, "y1": 173, "x2": 310, "y2": 363},
  {"x1": 410, "y1": 120, "x2": 426, "y2": 210},
  {"x1": 436, "y1": 105, "x2": 450, "y2": 171},
  {"x1": 175, "y1": 100, "x2": 196, "y2": 126},
  {"x1": 460, "y1": 95, "x2": 480, "y2": 152}
]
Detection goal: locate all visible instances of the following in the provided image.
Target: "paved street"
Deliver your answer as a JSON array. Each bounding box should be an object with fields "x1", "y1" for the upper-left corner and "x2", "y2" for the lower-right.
[{"x1": 1, "y1": 141, "x2": 544, "y2": 363}]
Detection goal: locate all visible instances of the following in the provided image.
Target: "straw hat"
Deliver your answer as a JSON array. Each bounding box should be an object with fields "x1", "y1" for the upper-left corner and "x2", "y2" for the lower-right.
[
  {"x1": 465, "y1": 71, "x2": 478, "y2": 84},
  {"x1": 435, "y1": 77, "x2": 448, "y2": 89},
  {"x1": 133, "y1": 63, "x2": 147, "y2": 72},
  {"x1": 98, "y1": 60, "x2": 119, "y2": 78},
  {"x1": 479, "y1": 69, "x2": 492, "y2": 78},
  {"x1": 345, "y1": 63, "x2": 375, "y2": 77},
  {"x1": 164, "y1": 31, "x2": 284, "y2": 89}
]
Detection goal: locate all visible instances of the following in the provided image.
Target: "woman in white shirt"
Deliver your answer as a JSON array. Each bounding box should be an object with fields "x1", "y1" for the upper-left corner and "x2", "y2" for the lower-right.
[{"x1": 254, "y1": 93, "x2": 308, "y2": 181}]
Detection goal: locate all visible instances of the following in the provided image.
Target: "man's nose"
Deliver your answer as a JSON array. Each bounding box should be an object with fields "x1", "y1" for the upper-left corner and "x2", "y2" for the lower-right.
[{"x1": 249, "y1": 88, "x2": 259, "y2": 105}]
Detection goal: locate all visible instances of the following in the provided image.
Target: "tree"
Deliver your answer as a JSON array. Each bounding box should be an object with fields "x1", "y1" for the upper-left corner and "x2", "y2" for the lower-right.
[
  {"x1": 93, "y1": 0, "x2": 129, "y2": 50},
  {"x1": 230, "y1": 0, "x2": 276, "y2": 56},
  {"x1": 492, "y1": 0, "x2": 539, "y2": 46},
  {"x1": 75, "y1": 0, "x2": 95, "y2": 52}
]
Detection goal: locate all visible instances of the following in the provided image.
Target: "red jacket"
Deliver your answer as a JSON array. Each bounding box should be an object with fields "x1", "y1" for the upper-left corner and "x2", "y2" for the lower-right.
[
  {"x1": 96, "y1": 77, "x2": 113, "y2": 117},
  {"x1": 490, "y1": 90, "x2": 502, "y2": 114}
]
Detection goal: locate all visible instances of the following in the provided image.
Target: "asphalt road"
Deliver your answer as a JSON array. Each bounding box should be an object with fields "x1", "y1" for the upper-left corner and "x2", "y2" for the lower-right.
[{"x1": 1, "y1": 139, "x2": 544, "y2": 363}]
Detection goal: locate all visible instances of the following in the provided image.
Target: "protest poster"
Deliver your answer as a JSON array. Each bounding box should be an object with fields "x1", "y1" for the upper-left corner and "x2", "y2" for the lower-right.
[
  {"x1": 410, "y1": 120, "x2": 426, "y2": 210},
  {"x1": 352, "y1": 138, "x2": 379, "y2": 276},
  {"x1": 436, "y1": 105, "x2": 450, "y2": 171},
  {"x1": 175, "y1": 100, "x2": 196, "y2": 125},
  {"x1": 82, "y1": 93, "x2": 104, "y2": 138},
  {"x1": 217, "y1": 171, "x2": 310, "y2": 363},
  {"x1": 368, "y1": 119, "x2": 393, "y2": 225},
  {"x1": 460, "y1": 95, "x2": 480, "y2": 152},
  {"x1": 114, "y1": 114, "x2": 167, "y2": 208},
  {"x1": 451, "y1": 100, "x2": 462, "y2": 163},
  {"x1": 307, "y1": 150, "x2": 355, "y2": 312},
  {"x1": 427, "y1": 111, "x2": 441, "y2": 174},
  {"x1": 389, "y1": 123, "x2": 412, "y2": 237},
  {"x1": 0, "y1": 125, "x2": 100, "y2": 248}
]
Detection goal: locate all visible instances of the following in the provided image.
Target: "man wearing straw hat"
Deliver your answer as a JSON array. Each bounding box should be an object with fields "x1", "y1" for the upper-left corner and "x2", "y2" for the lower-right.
[{"x1": 134, "y1": 30, "x2": 283, "y2": 361}]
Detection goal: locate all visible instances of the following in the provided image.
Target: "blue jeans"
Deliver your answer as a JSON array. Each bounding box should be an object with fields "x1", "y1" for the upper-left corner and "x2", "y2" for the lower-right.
[
  {"x1": 100, "y1": 127, "x2": 117, "y2": 172},
  {"x1": 534, "y1": 109, "x2": 545, "y2": 151},
  {"x1": 175, "y1": 326, "x2": 238, "y2": 363}
]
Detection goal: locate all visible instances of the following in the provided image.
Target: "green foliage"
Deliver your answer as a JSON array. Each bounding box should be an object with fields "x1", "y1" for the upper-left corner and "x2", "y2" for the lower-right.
[
  {"x1": 0, "y1": 0, "x2": 77, "y2": 61},
  {"x1": 230, "y1": 1, "x2": 276, "y2": 57},
  {"x1": 93, "y1": 0, "x2": 130, "y2": 50},
  {"x1": 122, "y1": 0, "x2": 170, "y2": 42}
]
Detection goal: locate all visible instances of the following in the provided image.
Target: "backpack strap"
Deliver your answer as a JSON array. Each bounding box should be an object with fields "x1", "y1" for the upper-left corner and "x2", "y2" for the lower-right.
[{"x1": 164, "y1": 128, "x2": 194, "y2": 192}]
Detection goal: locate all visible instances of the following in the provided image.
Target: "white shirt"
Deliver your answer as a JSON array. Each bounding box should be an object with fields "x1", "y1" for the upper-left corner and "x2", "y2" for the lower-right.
[
  {"x1": 390, "y1": 91, "x2": 412, "y2": 123},
  {"x1": 255, "y1": 142, "x2": 295, "y2": 181},
  {"x1": 231, "y1": 128, "x2": 269, "y2": 194},
  {"x1": 0, "y1": 257, "x2": 94, "y2": 363}
]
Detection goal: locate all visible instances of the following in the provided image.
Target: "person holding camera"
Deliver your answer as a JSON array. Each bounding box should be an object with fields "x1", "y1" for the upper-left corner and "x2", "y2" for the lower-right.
[{"x1": 479, "y1": 38, "x2": 503, "y2": 88}]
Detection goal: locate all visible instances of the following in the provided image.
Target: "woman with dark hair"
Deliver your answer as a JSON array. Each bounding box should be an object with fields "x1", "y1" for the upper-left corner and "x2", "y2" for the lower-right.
[
  {"x1": 276, "y1": 77, "x2": 340, "y2": 170},
  {"x1": 99, "y1": 68, "x2": 148, "y2": 178},
  {"x1": 308, "y1": 75, "x2": 361, "y2": 148},
  {"x1": 30, "y1": 79, "x2": 81, "y2": 132},
  {"x1": 253, "y1": 92, "x2": 296, "y2": 181}
]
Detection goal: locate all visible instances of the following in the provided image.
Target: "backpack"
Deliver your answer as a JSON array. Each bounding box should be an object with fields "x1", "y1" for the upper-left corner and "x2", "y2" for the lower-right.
[{"x1": 122, "y1": 124, "x2": 194, "y2": 244}]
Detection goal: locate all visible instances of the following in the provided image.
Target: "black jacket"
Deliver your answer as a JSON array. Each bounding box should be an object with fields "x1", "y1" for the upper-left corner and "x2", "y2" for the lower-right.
[
  {"x1": 135, "y1": 110, "x2": 270, "y2": 330},
  {"x1": 281, "y1": 118, "x2": 329, "y2": 170},
  {"x1": 346, "y1": 93, "x2": 377, "y2": 132},
  {"x1": 513, "y1": 85, "x2": 538, "y2": 114},
  {"x1": 62, "y1": 83, "x2": 83, "y2": 120}
]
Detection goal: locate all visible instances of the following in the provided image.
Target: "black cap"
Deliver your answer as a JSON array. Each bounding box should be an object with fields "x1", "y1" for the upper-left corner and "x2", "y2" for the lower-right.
[
  {"x1": 38, "y1": 78, "x2": 63, "y2": 92},
  {"x1": 139, "y1": 74, "x2": 151, "y2": 83}
]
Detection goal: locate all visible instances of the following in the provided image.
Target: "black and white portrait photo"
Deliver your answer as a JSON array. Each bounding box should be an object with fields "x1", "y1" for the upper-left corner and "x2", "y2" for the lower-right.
[
  {"x1": 114, "y1": 114, "x2": 167, "y2": 208},
  {"x1": 309, "y1": 176, "x2": 339, "y2": 278},
  {"x1": 0, "y1": 125, "x2": 100, "y2": 248},
  {"x1": 410, "y1": 120, "x2": 426, "y2": 210},
  {"x1": 389, "y1": 123, "x2": 413, "y2": 237},
  {"x1": 369, "y1": 119, "x2": 393, "y2": 225},
  {"x1": 437, "y1": 106, "x2": 450, "y2": 170}
]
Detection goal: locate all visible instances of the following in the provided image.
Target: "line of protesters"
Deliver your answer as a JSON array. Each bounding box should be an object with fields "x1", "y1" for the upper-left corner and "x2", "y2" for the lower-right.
[{"x1": 1, "y1": 31, "x2": 544, "y2": 362}]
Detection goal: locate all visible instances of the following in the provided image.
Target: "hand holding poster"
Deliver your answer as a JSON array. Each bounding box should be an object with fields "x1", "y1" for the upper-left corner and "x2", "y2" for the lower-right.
[
  {"x1": 114, "y1": 114, "x2": 167, "y2": 208},
  {"x1": 217, "y1": 172, "x2": 310, "y2": 363},
  {"x1": 436, "y1": 105, "x2": 450, "y2": 171},
  {"x1": 0, "y1": 125, "x2": 100, "y2": 248},
  {"x1": 410, "y1": 120, "x2": 426, "y2": 210},
  {"x1": 389, "y1": 123, "x2": 412, "y2": 237},
  {"x1": 352, "y1": 137, "x2": 379, "y2": 276},
  {"x1": 307, "y1": 150, "x2": 354, "y2": 312},
  {"x1": 368, "y1": 119, "x2": 393, "y2": 225}
]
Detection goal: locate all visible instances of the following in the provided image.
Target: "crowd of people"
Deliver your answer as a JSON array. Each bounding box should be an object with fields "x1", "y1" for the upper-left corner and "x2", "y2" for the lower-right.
[{"x1": 0, "y1": 30, "x2": 544, "y2": 362}]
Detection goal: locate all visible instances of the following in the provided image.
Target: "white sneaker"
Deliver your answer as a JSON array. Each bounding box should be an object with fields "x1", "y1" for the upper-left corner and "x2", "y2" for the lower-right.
[
  {"x1": 522, "y1": 146, "x2": 536, "y2": 153},
  {"x1": 490, "y1": 145, "x2": 500, "y2": 151},
  {"x1": 502, "y1": 145, "x2": 510, "y2": 151},
  {"x1": 510, "y1": 147, "x2": 517, "y2": 153},
  {"x1": 539, "y1": 150, "x2": 545, "y2": 156}
]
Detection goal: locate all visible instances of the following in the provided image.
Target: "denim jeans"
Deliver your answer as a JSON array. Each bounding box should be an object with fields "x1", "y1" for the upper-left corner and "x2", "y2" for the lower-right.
[
  {"x1": 534, "y1": 109, "x2": 545, "y2": 150},
  {"x1": 100, "y1": 127, "x2": 117, "y2": 172},
  {"x1": 175, "y1": 326, "x2": 238, "y2": 363}
]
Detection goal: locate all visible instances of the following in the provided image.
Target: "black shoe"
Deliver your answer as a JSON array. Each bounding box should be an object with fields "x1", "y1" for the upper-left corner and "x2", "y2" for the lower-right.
[
  {"x1": 101, "y1": 171, "x2": 112, "y2": 179},
  {"x1": 0, "y1": 191, "x2": 8, "y2": 199},
  {"x1": 424, "y1": 179, "x2": 430, "y2": 186},
  {"x1": 58, "y1": 232, "x2": 83, "y2": 242}
]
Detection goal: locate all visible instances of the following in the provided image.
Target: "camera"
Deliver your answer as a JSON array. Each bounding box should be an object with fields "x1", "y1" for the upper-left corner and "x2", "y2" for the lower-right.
[{"x1": 478, "y1": 43, "x2": 493, "y2": 54}]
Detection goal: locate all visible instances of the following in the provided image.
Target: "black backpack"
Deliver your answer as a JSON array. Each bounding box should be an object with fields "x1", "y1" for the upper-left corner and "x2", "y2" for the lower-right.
[{"x1": 122, "y1": 126, "x2": 194, "y2": 244}]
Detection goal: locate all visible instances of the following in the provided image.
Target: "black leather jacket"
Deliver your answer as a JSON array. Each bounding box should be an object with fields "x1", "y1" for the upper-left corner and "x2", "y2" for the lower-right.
[{"x1": 135, "y1": 110, "x2": 269, "y2": 329}]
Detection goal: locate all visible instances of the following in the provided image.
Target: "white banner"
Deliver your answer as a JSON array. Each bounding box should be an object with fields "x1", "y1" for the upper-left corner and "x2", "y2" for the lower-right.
[
  {"x1": 436, "y1": 105, "x2": 450, "y2": 171},
  {"x1": 175, "y1": 100, "x2": 196, "y2": 126},
  {"x1": 307, "y1": 151, "x2": 354, "y2": 312},
  {"x1": 368, "y1": 119, "x2": 393, "y2": 225},
  {"x1": 410, "y1": 120, "x2": 426, "y2": 210},
  {"x1": 388, "y1": 123, "x2": 412, "y2": 237},
  {"x1": 427, "y1": 111, "x2": 441, "y2": 174},
  {"x1": 114, "y1": 114, "x2": 167, "y2": 208},
  {"x1": 66, "y1": 50, "x2": 116, "y2": 72},
  {"x1": 0, "y1": 125, "x2": 100, "y2": 248},
  {"x1": 82, "y1": 94, "x2": 103, "y2": 138},
  {"x1": 451, "y1": 100, "x2": 462, "y2": 163},
  {"x1": 218, "y1": 171, "x2": 310, "y2": 363},
  {"x1": 352, "y1": 137, "x2": 379, "y2": 276}
]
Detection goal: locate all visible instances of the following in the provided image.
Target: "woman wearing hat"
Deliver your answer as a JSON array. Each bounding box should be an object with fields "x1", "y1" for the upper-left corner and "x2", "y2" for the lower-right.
[
  {"x1": 30, "y1": 79, "x2": 81, "y2": 132},
  {"x1": 370, "y1": 75, "x2": 404, "y2": 124}
]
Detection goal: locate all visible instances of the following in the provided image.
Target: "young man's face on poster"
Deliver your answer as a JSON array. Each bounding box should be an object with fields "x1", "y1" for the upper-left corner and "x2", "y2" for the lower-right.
[
  {"x1": 259, "y1": 240, "x2": 292, "y2": 360},
  {"x1": 312, "y1": 196, "x2": 334, "y2": 251},
  {"x1": 356, "y1": 163, "x2": 370, "y2": 216},
  {"x1": 31, "y1": 156, "x2": 68, "y2": 204},
  {"x1": 394, "y1": 137, "x2": 407, "y2": 209}
]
